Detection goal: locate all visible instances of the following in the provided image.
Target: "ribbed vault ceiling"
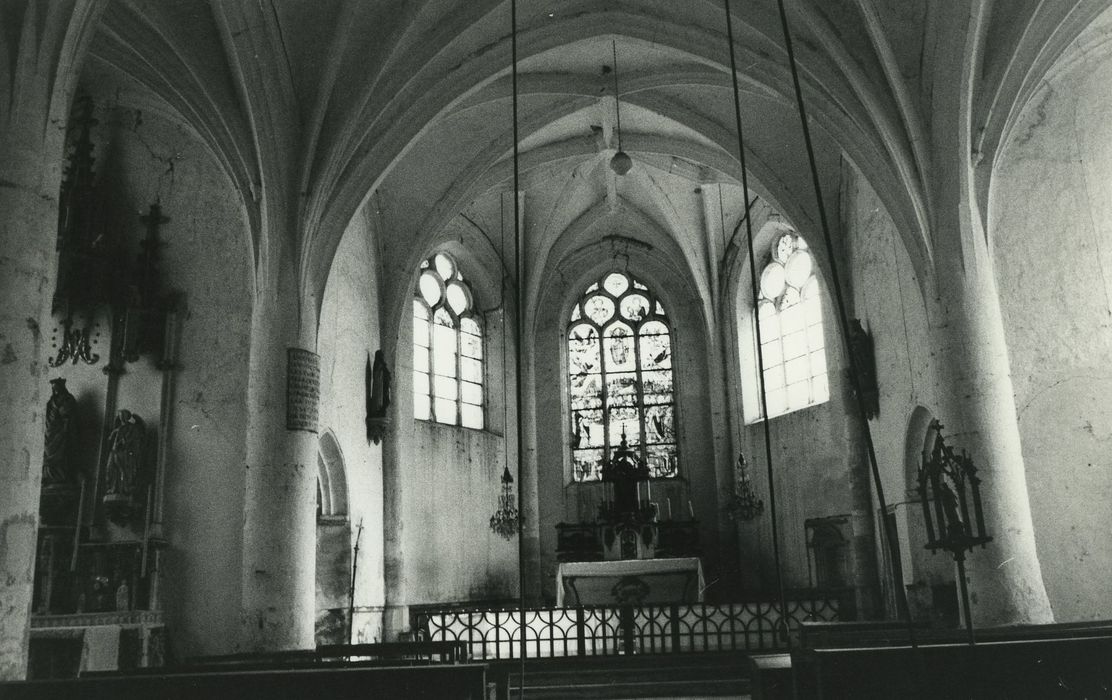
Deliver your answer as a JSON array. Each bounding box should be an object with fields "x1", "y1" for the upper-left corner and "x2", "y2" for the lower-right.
[{"x1": 83, "y1": 0, "x2": 1112, "y2": 305}]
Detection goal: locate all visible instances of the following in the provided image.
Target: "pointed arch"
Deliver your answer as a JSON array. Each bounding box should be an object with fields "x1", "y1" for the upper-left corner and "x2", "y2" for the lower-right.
[{"x1": 317, "y1": 429, "x2": 348, "y2": 517}]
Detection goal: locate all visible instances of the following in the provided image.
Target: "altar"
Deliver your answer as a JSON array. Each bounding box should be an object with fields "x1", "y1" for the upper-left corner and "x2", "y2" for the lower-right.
[{"x1": 556, "y1": 557, "x2": 705, "y2": 607}]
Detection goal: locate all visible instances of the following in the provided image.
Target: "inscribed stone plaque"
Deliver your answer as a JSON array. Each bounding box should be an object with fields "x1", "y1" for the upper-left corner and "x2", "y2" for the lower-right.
[{"x1": 286, "y1": 347, "x2": 320, "y2": 432}]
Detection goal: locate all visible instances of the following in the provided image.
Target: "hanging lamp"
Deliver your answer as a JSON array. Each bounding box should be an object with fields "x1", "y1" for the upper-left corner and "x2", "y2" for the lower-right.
[
  {"x1": 609, "y1": 40, "x2": 633, "y2": 176},
  {"x1": 489, "y1": 465, "x2": 521, "y2": 539}
]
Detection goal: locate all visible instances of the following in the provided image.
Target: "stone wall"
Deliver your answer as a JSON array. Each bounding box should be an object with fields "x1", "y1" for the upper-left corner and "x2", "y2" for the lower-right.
[
  {"x1": 382, "y1": 223, "x2": 520, "y2": 622},
  {"x1": 83, "y1": 97, "x2": 253, "y2": 659},
  {"x1": 317, "y1": 208, "x2": 387, "y2": 642},
  {"x1": 842, "y1": 163, "x2": 950, "y2": 618},
  {"x1": 989, "y1": 32, "x2": 1112, "y2": 621},
  {"x1": 532, "y1": 245, "x2": 726, "y2": 602}
]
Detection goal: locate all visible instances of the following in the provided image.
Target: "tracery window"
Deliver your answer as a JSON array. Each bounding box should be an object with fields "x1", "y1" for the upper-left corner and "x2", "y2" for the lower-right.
[
  {"x1": 754, "y1": 231, "x2": 828, "y2": 419},
  {"x1": 413, "y1": 252, "x2": 484, "y2": 429},
  {"x1": 567, "y1": 271, "x2": 677, "y2": 482}
]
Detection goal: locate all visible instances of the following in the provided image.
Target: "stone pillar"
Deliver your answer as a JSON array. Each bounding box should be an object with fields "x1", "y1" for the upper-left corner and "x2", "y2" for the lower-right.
[
  {"x1": 0, "y1": 1, "x2": 104, "y2": 679},
  {"x1": 517, "y1": 340, "x2": 542, "y2": 603},
  {"x1": 515, "y1": 192, "x2": 542, "y2": 603},
  {"x1": 380, "y1": 420, "x2": 406, "y2": 639},
  {"x1": 0, "y1": 153, "x2": 56, "y2": 681},
  {"x1": 918, "y1": 3, "x2": 1052, "y2": 627},
  {"x1": 845, "y1": 414, "x2": 881, "y2": 620},
  {"x1": 239, "y1": 250, "x2": 320, "y2": 651},
  {"x1": 931, "y1": 247, "x2": 1054, "y2": 626}
]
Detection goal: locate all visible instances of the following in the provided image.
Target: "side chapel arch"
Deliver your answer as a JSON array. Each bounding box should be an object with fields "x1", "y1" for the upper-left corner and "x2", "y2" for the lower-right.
[{"x1": 315, "y1": 429, "x2": 352, "y2": 645}]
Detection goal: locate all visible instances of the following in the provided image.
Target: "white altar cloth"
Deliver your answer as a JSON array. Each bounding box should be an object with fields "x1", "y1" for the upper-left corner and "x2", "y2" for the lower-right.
[{"x1": 556, "y1": 557, "x2": 704, "y2": 606}]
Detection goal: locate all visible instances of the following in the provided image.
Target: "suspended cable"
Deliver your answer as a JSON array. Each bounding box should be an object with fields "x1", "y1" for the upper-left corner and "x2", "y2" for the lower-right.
[
  {"x1": 509, "y1": 0, "x2": 528, "y2": 691},
  {"x1": 773, "y1": 0, "x2": 919, "y2": 649},
  {"x1": 611, "y1": 40, "x2": 623, "y2": 152},
  {"x1": 722, "y1": 0, "x2": 790, "y2": 646}
]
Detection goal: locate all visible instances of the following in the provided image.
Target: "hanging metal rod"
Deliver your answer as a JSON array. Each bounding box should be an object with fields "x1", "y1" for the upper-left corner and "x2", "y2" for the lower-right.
[
  {"x1": 722, "y1": 0, "x2": 790, "y2": 647},
  {"x1": 509, "y1": 0, "x2": 528, "y2": 693},
  {"x1": 773, "y1": 0, "x2": 919, "y2": 649}
]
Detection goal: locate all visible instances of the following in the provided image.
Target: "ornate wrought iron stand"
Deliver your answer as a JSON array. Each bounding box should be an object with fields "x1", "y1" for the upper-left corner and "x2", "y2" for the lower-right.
[{"x1": 917, "y1": 420, "x2": 992, "y2": 646}]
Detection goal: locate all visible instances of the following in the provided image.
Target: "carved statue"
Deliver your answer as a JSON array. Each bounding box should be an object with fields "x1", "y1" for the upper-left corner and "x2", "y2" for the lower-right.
[
  {"x1": 939, "y1": 476, "x2": 965, "y2": 537},
  {"x1": 369, "y1": 349, "x2": 392, "y2": 416},
  {"x1": 366, "y1": 350, "x2": 393, "y2": 444},
  {"x1": 104, "y1": 409, "x2": 146, "y2": 500},
  {"x1": 848, "y1": 318, "x2": 880, "y2": 419},
  {"x1": 42, "y1": 378, "x2": 79, "y2": 485}
]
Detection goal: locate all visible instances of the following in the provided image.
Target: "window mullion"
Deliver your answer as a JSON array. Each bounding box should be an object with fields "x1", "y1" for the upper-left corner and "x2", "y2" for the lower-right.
[
  {"x1": 428, "y1": 314, "x2": 437, "y2": 422},
  {"x1": 598, "y1": 323, "x2": 609, "y2": 470},
  {"x1": 456, "y1": 323, "x2": 463, "y2": 426},
  {"x1": 632, "y1": 322, "x2": 648, "y2": 465}
]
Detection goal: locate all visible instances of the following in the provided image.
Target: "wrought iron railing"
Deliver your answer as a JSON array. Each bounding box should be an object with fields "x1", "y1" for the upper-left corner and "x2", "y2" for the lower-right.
[{"x1": 413, "y1": 596, "x2": 839, "y2": 660}]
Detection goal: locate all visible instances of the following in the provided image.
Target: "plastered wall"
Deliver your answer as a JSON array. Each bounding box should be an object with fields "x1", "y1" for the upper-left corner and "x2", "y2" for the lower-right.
[
  {"x1": 316, "y1": 208, "x2": 387, "y2": 641},
  {"x1": 381, "y1": 218, "x2": 521, "y2": 610},
  {"x1": 532, "y1": 248, "x2": 726, "y2": 603},
  {"x1": 81, "y1": 96, "x2": 253, "y2": 659},
  {"x1": 725, "y1": 211, "x2": 869, "y2": 600},
  {"x1": 842, "y1": 163, "x2": 951, "y2": 618},
  {"x1": 989, "y1": 41, "x2": 1112, "y2": 621}
]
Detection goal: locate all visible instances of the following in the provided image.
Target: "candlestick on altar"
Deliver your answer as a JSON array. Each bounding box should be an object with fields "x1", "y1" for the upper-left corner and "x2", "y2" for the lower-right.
[
  {"x1": 688, "y1": 499, "x2": 695, "y2": 520},
  {"x1": 666, "y1": 497, "x2": 673, "y2": 521}
]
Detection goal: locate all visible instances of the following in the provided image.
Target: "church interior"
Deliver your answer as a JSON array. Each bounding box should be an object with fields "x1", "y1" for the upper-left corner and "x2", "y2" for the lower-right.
[{"x1": 1, "y1": 0, "x2": 1111, "y2": 696}]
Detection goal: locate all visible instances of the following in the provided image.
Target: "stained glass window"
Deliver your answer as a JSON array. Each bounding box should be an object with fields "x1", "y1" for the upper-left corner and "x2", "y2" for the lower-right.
[
  {"x1": 568, "y1": 272, "x2": 677, "y2": 481},
  {"x1": 755, "y1": 232, "x2": 828, "y2": 418},
  {"x1": 413, "y1": 252, "x2": 484, "y2": 429}
]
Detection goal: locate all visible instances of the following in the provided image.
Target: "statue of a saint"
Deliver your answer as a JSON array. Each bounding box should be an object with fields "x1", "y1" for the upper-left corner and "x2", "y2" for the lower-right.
[
  {"x1": 939, "y1": 476, "x2": 965, "y2": 540},
  {"x1": 42, "y1": 378, "x2": 79, "y2": 485},
  {"x1": 104, "y1": 409, "x2": 146, "y2": 500},
  {"x1": 365, "y1": 350, "x2": 393, "y2": 444},
  {"x1": 369, "y1": 350, "x2": 392, "y2": 416}
]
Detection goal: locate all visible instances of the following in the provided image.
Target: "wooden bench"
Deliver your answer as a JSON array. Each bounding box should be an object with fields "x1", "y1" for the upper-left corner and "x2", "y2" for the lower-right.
[
  {"x1": 747, "y1": 620, "x2": 925, "y2": 699},
  {"x1": 799, "y1": 618, "x2": 1112, "y2": 648},
  {"x1": 747, "y1": 653, "x2": 792, "y2": 700},
  {"x1": 798, "y1": 619, "x2": 930, "y2": 648},
  {"x1": 793, "y1": 635, "x2": 1112, "y2": 699},
  {"x1": 0, "y1": 663, "x2": 493, "y2": 700},
  {"x1": 185, "y1": 640, "x2": 469, "y2": 667},
  {"x1": 757, "y1": 619, "x2": 1112, "y2": 698}
]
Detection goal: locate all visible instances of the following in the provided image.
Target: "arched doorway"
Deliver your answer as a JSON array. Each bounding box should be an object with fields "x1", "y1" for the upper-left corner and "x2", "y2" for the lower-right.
[{"x1": 316, "y1": 430, "x2": 352, "y2": 645}]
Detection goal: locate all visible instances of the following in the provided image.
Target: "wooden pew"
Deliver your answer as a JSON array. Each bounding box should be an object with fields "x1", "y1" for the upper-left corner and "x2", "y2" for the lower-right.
[
  {"x1": 749, "y1": 620, "x2": 928, "y2": 699},
  {"x1": 747, "y1": 653, "x2": 792, "y2": 700},
  {"x1": 185, "y1": 640, "x2": 469, "y2": 667},
  {"x1": 756, "y1": 619, "x2": 1112, "y2": 698},
  {"x1": 799, "y1": 618, "x2": 1112, "y2": 648},
  {"x1": 794, "y1": 635, "x2": 1112, "y2": 699},
  {"x1": 798, "y1": 620, "x2": 930, "y2": 648},
  {"x1": 0, "y1": 663, "x2": 493, "y2": 700}
]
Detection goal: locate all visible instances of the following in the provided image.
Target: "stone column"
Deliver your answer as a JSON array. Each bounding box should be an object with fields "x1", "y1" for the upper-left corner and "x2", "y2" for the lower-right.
[
  {"x1": 0, "y1": 1, "x2": 104, "y2": 679},
  {"x1": 517, "y1": 338, "x2": 542, "y2": 603},
  {"x1": 931, "y1": 243, "x2": 1054, "y2": 626},
  {"x1": 920, "y1": 2, "x2": 1052, "y2": 627},
  {"x1": 380, "y1": 415, "x2": 406, "y2": 639},
  {"x1": 0, "y1": 149, "x2": 57, "y2": 682},
  {"x1": 239, "y1": 249, "x2": 320, "y2": 651}
]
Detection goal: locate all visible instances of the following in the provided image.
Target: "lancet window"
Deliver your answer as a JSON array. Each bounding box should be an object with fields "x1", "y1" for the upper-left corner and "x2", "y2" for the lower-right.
[
  {"x1": 413, "y1": 253, "x2": 484, "y2": 429},
  {"x1": 567, "y1": 272, "x2": 677, "y2": 482},
  {"x1": 754, "y1": 231, "x2": 828, "y2": 419}
]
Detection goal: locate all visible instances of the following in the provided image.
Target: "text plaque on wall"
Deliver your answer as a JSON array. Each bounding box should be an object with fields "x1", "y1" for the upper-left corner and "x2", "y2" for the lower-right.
[{"x1": 286, "y1": 347, "x2": 320, "y2": 432}]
